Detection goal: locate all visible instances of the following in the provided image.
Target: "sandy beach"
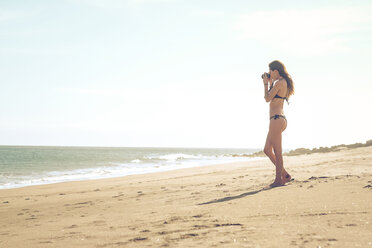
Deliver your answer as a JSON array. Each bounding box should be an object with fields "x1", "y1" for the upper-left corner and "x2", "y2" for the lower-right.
[{"x1": 1, "y1": 146, "x2": 371, "y2": 247}]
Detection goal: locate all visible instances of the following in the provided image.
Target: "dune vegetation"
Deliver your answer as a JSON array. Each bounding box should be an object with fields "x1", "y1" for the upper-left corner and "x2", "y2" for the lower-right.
[{"x1": 237, "y1": 140, "x2": 372, "y2": 158}]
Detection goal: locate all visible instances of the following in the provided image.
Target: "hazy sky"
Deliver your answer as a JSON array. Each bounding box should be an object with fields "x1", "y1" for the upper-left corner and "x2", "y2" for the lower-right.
[{"x1": 1, "y1": 0, "x2": 371, "y2": 149}]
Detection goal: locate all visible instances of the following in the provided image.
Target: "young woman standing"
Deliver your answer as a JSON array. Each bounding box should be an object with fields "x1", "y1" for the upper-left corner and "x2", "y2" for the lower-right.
[{"x1": 262, "y1": 60, "x2": 295, "y2": 187}]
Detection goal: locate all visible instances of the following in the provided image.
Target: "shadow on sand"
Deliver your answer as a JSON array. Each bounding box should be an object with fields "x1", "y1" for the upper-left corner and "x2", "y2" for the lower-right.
[{"x1": 197, "y1": 186, "x2": 279, "y2": 205}]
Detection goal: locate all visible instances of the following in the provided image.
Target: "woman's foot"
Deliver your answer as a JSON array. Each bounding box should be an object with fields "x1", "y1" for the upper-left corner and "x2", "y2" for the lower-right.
[
  {"x1": 283, "y1": 173, "x2": 292, "y2": 183},
  {"x1": 270, "y1": 179, "x2": 285, "y2": 188}
]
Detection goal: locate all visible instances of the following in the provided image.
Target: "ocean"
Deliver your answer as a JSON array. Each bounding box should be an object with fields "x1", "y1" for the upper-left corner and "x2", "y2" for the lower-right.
[{"x1": 0, "y1": 146, "x2": 261, "y2": 189}]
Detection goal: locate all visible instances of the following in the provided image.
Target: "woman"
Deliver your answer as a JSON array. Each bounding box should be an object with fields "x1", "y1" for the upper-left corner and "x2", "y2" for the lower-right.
[{"x1": 262, "y1": 60, "x2": 294, "y2": 187}]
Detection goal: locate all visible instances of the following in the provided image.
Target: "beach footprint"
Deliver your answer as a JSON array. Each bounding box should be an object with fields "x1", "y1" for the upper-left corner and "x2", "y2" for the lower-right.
[
  {"x1": 66, "y1": 224, "x2": 78, "y2": 229},
  {"x1": 112, "y1": 192, "x2": 125, "y2": 198},
  {"x1": 92, "y1": 220, "x2": 106, "y2": 226},
  {"x1": 216, "y1": 183, "x2": 226, "y2": 187}
]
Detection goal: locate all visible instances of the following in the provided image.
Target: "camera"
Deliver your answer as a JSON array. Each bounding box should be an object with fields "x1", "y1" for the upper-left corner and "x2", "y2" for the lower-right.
[{"x1": 261, "y1": 72, "x2": 270, "y2": 79}]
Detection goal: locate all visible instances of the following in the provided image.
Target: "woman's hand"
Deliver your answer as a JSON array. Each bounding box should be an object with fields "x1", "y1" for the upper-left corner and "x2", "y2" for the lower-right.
[
  {"x1": 268, "y1": 78, "x2": 273, "y2": 88},
  {"x1": 263, "y1": 74, "x2": 270, "y2": 85}
]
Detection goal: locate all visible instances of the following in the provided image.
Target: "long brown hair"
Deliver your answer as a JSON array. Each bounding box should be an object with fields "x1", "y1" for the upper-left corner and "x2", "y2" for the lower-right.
[{"x1": 269, "y1": 60, "x2": 294, "y2": 99}]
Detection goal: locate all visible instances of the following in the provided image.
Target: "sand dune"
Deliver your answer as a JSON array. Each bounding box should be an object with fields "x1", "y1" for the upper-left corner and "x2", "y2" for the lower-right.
[{"x1": 0, "y1": 146, "x2": 371, "y2": 247}]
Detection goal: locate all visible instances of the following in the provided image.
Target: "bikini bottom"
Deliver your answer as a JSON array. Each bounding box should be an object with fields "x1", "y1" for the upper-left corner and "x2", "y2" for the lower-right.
[{"x1": 270, "y1": 114, "x2": 286, "y2": 121}]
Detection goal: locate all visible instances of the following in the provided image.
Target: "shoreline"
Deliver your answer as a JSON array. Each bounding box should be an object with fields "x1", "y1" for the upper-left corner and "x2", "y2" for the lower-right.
[
  {"x1": 0, "y1": 146, "x2": 259, "y2": 190},
  {"x1": 0, "y1": 156, "x2": 264, "y2": 191},
  {"x1": 1, "y1": 146, "x2": 371, "y2": 247}
]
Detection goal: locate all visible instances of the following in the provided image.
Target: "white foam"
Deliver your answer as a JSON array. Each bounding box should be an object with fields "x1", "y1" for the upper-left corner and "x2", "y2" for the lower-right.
[{"x1": 146, "y1": 153, "x2": 206, "y2": 161}]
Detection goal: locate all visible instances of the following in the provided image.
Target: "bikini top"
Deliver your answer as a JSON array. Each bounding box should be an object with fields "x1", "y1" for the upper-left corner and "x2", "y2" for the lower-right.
[
  {"x1": 274, "y1": 94, "x2": 288, "y2": 101},
  {"x1": 269, "y1": 84, "x2": 289, "y2": 104}
]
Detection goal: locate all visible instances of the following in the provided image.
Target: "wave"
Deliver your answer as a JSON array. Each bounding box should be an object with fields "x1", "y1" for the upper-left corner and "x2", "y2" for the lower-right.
[
  {"x1": 0, "y1": 147, "x2": 262, "y2": 189},
  {"x1": 145, "y1": 153, "x2": 217, "y2": 161},
  {"x1": 0, "y1": 156, "x2": 264, "y2": 190}
]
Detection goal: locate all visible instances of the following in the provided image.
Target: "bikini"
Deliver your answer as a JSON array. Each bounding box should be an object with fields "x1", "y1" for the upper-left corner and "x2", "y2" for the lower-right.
[
  {"x1": 273, "y1": 94, "x2": 288, "y2": 102},
  {"x1": 270, "y1": 114, "x2": 287, "y2": 121},
  {"x1": 269, "y1": 85, "x2": 288, "y2": 121}
]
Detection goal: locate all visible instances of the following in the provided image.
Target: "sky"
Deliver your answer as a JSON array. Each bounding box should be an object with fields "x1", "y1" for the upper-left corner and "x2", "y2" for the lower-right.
[{"x1": 0, "y1": 0, "x2": 371, "y2": 149}]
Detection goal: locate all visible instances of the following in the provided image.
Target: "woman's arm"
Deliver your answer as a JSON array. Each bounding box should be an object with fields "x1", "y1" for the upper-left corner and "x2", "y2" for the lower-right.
[
  {"x1": 264, "y1": 79, "x2": 285, "y2": 102},
  {"x1": 263, "y1": 74, "x2": 271, "y2": 101},
  {"x1": 263, "y1": 83, "x2": 269, "y2": 101}
]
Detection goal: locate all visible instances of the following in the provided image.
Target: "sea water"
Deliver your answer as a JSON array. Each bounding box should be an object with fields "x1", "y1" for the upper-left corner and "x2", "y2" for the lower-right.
[{"x1": 0, "y1": 146, "x2": 261, "y2": 189}]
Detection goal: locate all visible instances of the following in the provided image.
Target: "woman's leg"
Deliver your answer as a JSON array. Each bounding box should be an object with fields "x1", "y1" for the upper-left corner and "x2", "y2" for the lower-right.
[
  {"x1": 268, "y1": 118, "x2": 287, "y2": 187},
  {"x1": 264, "y1": 132, "x2": 291, "y2": 182},
  {"x1": 264, "y1": 133, "x2": 276, "y2": 164}
]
